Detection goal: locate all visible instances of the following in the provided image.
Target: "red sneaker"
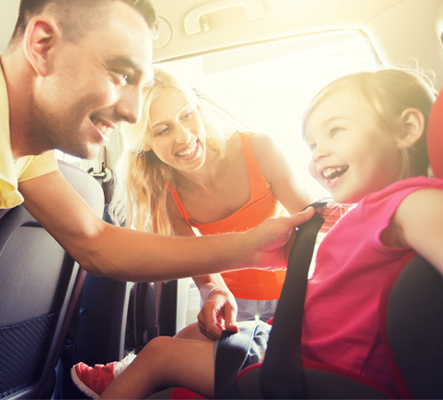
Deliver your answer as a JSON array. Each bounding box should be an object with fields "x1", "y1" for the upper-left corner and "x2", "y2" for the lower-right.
[{"x1": 71, "y1": 362, "x2": 116, "y2": 399}]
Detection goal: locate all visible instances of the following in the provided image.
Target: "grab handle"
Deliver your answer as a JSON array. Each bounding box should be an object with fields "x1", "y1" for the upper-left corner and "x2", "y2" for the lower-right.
[{"x1": 184, "y1": 0, "x2": 264, "y2": 35}]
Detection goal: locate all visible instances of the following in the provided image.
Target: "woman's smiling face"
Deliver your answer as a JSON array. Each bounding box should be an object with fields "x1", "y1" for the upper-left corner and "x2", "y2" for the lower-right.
[
  {"x1": 147, "y1": 89, "x2": 207, "y2": 173},
  {"x1": 305, "y1": 88, "x2": 404, "y2": 204}
]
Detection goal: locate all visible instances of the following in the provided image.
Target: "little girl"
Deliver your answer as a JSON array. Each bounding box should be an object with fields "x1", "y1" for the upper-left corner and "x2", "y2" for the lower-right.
[{"x1": 77, "y1": 68, "x2": 443, "y2": 399}]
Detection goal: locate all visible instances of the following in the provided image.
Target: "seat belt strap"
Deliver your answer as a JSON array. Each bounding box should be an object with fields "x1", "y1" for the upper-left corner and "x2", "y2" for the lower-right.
[
  {"x1": 214, "y1": 204, "x2": 324, "y2": 399},
  {"x1": 214, "y1": 320, "x2": 262, "y2": 399},
  {"x1": 260, "y1": 210, "x2": 324, "y2": 399}
]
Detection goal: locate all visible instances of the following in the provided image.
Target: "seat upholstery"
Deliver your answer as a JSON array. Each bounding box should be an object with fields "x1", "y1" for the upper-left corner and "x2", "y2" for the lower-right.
[
  {"x1": 0, "y1": 160, "x2": 104, "y2": 399},
  {"x1": 385, "y1": 256, "x2": 443, "y2": 399}
]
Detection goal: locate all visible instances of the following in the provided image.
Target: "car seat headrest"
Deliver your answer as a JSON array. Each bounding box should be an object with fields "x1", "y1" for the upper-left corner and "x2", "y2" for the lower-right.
[{"x1": 427, "y1": 87, "x2": 443, "y2": 178}]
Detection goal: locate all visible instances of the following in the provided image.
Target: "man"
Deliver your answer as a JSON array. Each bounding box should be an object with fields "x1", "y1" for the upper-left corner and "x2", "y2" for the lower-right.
[{"x1": 0, "y1": 0, "x2": 313, "y2": 336}]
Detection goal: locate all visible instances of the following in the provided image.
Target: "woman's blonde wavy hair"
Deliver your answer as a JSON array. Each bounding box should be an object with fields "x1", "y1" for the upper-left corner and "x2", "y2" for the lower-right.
[
  {"x1": 108, "y1": 68, "x2": 233, "y2": 235},
  {"x1": 302, "y1": 68, "x2": 437, "y2": 180}
]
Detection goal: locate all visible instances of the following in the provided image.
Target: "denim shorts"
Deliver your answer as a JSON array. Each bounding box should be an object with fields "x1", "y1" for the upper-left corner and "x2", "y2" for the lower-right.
[{"x1": 214, "y1": 320, "x2": 272, "y2": 369}]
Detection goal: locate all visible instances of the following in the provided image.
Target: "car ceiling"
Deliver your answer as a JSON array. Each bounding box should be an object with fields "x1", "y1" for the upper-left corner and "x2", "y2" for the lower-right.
[
  {"x1": 1, "y1": 0, "x2": 443, "y2": 86},
  {"x1": 149, "y1": 0, "x2": 443, "y2": 87}
]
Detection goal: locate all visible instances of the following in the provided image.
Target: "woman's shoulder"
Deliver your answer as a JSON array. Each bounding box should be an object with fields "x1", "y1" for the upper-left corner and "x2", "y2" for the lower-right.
[
  {"x1": 225, "y1": 131, "x2": 244, "y2": 154},
  {"x1": 248, "y1": 133, "x2": 282, "y2": 168},
  {"x1": 224, "y1": 132, "x2": 274, "y2": 159},
  {"x1": 235, "y1": 132, "x2": 276, "y2": 157},
  {"x1": 247, "y1": 132, "x2": 273, "y2": 145},
  {"x1": 224, "y1": 132, "x2": 279, "y2": 165}
]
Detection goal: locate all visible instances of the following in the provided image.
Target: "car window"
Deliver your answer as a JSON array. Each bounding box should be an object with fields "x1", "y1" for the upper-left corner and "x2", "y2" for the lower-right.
[
  {"x1": 159, "y1": 31, "x2": 379, "y2": 200},
  {"x1": 55, "y1": 150, "x2": 83, "y2": 168}
]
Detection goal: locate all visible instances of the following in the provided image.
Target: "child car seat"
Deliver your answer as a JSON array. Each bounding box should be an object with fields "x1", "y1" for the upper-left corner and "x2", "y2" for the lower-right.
[{"x1": 148, "y1": 86, "x2": 443, "y2": 400}]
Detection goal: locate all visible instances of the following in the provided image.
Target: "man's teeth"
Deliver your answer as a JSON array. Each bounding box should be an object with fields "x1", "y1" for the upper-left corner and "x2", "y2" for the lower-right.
[
  {"x1": 177, "y1": 142, "x2": 197, "y2": 157},
  {"x1": 322, "y1": 167, "x2": 347, "y2": 179},
  {"x1": 95, "y1": 121, "x2": 114, "y2": 137}
]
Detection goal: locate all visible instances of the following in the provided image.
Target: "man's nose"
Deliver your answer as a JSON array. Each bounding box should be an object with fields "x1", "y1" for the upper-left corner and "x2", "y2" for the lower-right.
[{"x1": 116, "y1": 86, "x2": 141, "y2": 124}]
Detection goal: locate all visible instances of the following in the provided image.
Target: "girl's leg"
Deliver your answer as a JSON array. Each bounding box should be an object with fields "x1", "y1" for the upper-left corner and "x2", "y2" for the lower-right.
[
  {"x1": 100, "y1": 335, "x2": 216, "y2": 399},
  {"x1": 174, "y1": 321, "x2": 213, "y2": 341}
]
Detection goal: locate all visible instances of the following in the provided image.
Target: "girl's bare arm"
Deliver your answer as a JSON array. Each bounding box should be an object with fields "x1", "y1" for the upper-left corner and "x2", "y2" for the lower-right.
[{"x1": 392, "y1": 188, "x2": 443, "y2": 276}]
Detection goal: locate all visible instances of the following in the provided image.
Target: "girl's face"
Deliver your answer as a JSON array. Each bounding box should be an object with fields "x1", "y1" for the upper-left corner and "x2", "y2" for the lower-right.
[
  {"x1": 147, "y1": 88, "x2": 207, "y2": 172},
  {"x1": 305, "y1": 88, "x2": 404, "y2": 204}
]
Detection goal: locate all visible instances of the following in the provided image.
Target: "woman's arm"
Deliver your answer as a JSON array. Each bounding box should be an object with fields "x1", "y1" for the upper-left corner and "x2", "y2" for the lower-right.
[
  {"x1": 193, "y1": 273, "x2": 238, "y2": 339},
  {"x1": 168, "y1": 197, "x2": 238, "y2": 339},
  {"x1": 250, "y1": 133, "x2": 312, "y2": 213}
]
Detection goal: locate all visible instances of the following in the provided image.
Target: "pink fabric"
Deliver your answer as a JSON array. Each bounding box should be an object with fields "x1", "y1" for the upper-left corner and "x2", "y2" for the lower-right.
[
  {"x1": 302, "y1": 176, "x2": 443, "y2": 397},
  {"x1": 170, "y1": 388, "x2": 206, "y2": 399}
]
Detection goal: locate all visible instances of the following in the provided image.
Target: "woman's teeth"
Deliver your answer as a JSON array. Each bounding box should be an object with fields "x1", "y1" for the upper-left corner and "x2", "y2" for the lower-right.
[{"x1": 177, "y1": 142, "x2": 197, "y2": 157}]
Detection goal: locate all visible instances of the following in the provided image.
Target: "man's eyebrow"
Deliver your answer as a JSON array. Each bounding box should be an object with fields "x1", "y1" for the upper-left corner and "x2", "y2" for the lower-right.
[{"x1": 108, "y1": 56, "x2": 142, "y2": 70}]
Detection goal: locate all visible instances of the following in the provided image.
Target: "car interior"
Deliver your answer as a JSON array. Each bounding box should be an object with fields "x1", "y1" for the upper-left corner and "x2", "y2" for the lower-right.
[{"x1": 1, "y1": 0, "x2": 443, "y2": 399}]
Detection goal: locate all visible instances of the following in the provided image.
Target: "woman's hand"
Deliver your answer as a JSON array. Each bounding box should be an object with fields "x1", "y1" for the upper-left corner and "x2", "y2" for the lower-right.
[{"x1": 197, "y1": 285, "x2": 238, "y2": 340}]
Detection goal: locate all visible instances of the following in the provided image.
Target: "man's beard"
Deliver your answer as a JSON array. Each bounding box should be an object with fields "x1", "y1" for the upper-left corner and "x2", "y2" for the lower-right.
[{"x1": 29, "y1": 101, "x2": 94, "y2": 159}]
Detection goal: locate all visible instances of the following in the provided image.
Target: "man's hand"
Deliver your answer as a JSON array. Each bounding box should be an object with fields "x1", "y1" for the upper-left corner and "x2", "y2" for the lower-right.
[
  {"x1": 248, "y1": 207, "x2": 315, "y2": 270},
  {"x1": 197, "y1": 286, "x2": 239, "y2": 340}
]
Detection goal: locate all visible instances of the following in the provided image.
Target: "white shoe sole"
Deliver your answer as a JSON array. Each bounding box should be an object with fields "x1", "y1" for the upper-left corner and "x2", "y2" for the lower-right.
[{"x1": 70, "y1": 366, "x2": 100, "y2": 400}]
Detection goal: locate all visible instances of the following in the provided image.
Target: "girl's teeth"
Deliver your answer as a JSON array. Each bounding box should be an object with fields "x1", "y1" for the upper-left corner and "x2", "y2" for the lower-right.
[{"x1": 322, "y1": 167, "x2": 347, "y2": 180}]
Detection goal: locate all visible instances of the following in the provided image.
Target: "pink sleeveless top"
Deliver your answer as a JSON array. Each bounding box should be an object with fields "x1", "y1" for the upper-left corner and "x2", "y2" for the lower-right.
[{"x1": 302, "y1": 176, "x2": 443, "y2": 396}]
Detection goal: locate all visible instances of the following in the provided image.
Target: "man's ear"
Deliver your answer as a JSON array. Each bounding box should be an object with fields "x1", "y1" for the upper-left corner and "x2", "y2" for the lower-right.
[
  {"x1": 23, "y1": 17, "x2": 61, "y2": 77},
  {"x1": 397, "y1": 108, "x2": 425, "y2": 149}
]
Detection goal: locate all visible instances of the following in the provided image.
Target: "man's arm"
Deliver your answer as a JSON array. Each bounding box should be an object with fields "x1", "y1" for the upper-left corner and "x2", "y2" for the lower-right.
[{"x1": 20, "y1": 170, "x2": 314, "y2": 282}]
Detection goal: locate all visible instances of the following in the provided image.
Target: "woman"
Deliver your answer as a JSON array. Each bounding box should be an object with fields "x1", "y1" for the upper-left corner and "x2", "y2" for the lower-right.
[{"x1": 109, "y1": 67, "x2": 312, "y2": 339}]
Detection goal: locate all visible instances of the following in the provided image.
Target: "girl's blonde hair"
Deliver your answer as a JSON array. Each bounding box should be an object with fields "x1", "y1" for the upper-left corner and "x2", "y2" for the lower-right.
[
  {"x1": 302, "y1": 68, "x2": 437, "y2": 179},
  {"x1": 109, "y1": 68, "x2": 233, "y2": 235}
]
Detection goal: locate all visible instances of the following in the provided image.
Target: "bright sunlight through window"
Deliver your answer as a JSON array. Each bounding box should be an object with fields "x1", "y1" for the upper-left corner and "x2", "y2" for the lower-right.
[{"x1": 159, "y1": 32, "x2": 379, "y2": 200}]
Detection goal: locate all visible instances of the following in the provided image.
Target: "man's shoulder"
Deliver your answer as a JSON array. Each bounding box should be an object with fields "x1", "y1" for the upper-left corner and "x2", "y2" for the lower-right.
[{"x1": 16, "y1": 151, "x2": 58, "y2": 183}]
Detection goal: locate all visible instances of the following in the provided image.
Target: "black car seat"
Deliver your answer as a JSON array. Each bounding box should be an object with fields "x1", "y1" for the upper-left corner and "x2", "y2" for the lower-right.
[
  {"x1": 0, "y1": 160, "x2": 104, "y2": 399},
  {"x1": 148, "y1": 86, "x2": 443, "y2": 400},
  {"x1": 148, "y1": 211, "x2": 392, "y2": 400}
]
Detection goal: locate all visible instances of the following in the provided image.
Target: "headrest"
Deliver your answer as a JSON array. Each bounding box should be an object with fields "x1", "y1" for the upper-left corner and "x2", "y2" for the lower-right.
[{"x1": 427, "y1": 88, "x2": 443, "y2": 178}]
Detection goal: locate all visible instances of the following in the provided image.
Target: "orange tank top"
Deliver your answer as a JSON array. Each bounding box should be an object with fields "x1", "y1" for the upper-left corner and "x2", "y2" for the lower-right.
[{"x1": 166, "y1": 132, "x2": 287, "y2": 300}]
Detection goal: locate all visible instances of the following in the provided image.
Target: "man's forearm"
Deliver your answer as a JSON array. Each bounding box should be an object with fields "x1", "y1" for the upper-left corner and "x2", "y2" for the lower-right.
[
  {"x1": 21, "y1": 170, "x2": 314, "y2": 283},
  {"x1": 78, "y1": 223, "x2": 251, "y2": 282}
]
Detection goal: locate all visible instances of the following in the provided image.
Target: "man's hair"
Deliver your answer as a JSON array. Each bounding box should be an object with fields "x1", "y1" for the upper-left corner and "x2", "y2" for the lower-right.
[{"x1": 9, "y1": 0, "x2": 157, "y2": 48}]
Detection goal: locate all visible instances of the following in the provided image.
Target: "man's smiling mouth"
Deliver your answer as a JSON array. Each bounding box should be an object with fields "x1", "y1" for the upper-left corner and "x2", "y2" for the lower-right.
[{"x1": 91, "y1": 118, "x2": 114, "y2": 142}]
